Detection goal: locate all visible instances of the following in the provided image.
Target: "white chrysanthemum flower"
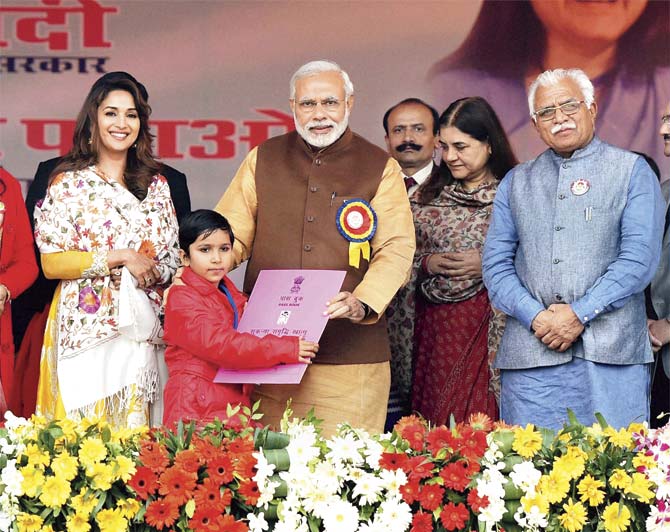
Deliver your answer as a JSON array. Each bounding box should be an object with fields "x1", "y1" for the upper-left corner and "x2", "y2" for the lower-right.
[
  {"x1": 313, "y1": 460, "x2": 346, "y2": 493},
  {"x1": 510, "y1": 460, "x2": 542, "y2": 495},
  {"x1": 525, "y1": 505, "x2": 548, "y2": 529},
  {"x1": 379, "y1": 468, "x2": 407, "y2": 496},
  {"x1": 0, "y1": 459, "x2": 23, "y2": 496},
  {"x1": 275, "y1": 508, "x2": 309, "y2": 532},
  {"x1": 375, "y1": 497, "x2": 412, "y2": 531},
  {"x1": 326, "y1": 433, "x2": 365, "y2": 466},
  {"x1": 320, "y1": 499, "x2": 360, "y2": 532},
  {"x1": 287, "y1": 434, "x2": 321, "y2": 467},
  {"x1": 363, "y1": 439, "x2": 384, "y2": 469},
  {"x1": 351, "y1": 471, "x2": 383, "y2": 506},
  {"x1": 247, "y1": 512, "x2": 269, "y2": 532}
]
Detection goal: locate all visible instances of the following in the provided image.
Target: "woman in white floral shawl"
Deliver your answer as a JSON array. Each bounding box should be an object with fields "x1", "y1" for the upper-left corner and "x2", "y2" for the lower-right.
[{"x1": 34, "y1": 74, "x2": 179, "y2": 428}]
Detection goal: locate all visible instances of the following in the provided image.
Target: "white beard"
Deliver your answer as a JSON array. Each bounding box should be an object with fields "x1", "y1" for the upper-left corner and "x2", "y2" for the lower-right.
[{"x1": 294, "y1": 109, "x2": 350, "y2": 148}]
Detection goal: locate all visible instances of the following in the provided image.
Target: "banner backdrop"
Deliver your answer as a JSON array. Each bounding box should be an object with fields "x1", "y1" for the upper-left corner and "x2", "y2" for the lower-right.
[{"x1": 1, "y1": 0, "x2": 669, "y2": 208}]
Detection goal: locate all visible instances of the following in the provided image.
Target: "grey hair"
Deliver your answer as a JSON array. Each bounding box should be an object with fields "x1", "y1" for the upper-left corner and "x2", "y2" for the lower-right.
[
  {"x1": 527, "y1": 68, "x2": 595, "y2": 120},
  {"x1": 289, "y1": 60, "x2": 354, "y2": 100}
]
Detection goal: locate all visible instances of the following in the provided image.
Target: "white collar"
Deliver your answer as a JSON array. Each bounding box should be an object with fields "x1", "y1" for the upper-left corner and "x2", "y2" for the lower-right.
[{"x1": 403, "y1": 160, "x2": 434, "y2": 186}]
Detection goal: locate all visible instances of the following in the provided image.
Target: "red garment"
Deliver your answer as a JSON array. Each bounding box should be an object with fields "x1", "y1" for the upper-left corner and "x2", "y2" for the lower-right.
[
  {"x1": 0, "y1": 169, "x2": 38, "y2": 416},
  {"x1": 412, "y1": 289, "x2": 497, "y2": 425},
  {"x1": 163, "y1": 266, "x2": 299, "y2": 427}
]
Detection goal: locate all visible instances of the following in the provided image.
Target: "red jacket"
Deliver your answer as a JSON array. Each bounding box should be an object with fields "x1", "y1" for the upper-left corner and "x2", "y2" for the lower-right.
[
  {"x1": 162, "y1": 266, "x2": 298, "y2": 427},
  {"x1": 0, "y1": 169, "x2": 38, "y2": 411}
]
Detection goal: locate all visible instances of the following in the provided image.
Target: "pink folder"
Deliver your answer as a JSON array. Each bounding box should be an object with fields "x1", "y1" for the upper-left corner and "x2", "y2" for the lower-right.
[{"x1": 214, "y1": 269, "x2": 346, "y2": 384}]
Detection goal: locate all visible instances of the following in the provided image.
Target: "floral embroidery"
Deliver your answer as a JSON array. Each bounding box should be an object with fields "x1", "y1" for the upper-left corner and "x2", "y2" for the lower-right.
[
  {"x1": 82, "y1": 249, "x2": 110, "y2": 278},
  {"x1": 78, "y1": 286, "x2": 100, "y2": 313}
]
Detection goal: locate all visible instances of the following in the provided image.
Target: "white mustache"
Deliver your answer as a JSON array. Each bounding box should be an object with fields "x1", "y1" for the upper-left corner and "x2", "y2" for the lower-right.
[
  {"x1": 551, "y1": 121, "x2": 577, "y2": 135},
  {"x1": 306, "y1": 119, "x2": 337, "y2": 130}
]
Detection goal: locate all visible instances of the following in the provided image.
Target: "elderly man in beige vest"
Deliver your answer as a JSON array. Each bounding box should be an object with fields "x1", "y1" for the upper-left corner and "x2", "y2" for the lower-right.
[{"x1": 215, "y1": 60, "x2": 415, "y2": 436}]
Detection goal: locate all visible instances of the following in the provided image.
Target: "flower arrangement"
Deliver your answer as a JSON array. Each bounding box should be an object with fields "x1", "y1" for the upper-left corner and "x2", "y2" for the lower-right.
[
  {"x1": 130, "y1": 404, "x2": 263, "y2": 532},
  {"x1": 633, "y1": 420, "x2": 670, "y2": 531},
  {"x1": 380, "y1": 414, "x2": 493, "y2": 532},
  {"x1": 474, "y1": 412, "x2": 656, "y2": 532},
  {"x1": 0, "y1": 412, "x2": 145, "y2": 532}
]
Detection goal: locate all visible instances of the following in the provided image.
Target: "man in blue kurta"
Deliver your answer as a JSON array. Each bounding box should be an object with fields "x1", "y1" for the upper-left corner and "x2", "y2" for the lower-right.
[{"x1": 483, "y1": 68, "x2": 665, "y2": 430}]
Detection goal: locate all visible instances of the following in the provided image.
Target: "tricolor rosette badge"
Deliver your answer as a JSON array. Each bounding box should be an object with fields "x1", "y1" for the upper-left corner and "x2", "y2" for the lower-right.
[{"x1": 336, "y1": 198, "x2": 377, "y2": 268}]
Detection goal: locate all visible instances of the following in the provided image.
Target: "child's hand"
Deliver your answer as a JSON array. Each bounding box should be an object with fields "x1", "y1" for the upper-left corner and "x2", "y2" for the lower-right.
[{"x1": 298, "y1": 340, "x2": 318, "y2": 364}]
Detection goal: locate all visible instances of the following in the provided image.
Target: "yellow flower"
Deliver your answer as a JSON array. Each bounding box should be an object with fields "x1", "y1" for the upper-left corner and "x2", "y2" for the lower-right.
[
  {"x1": 58, "y1": 419, "x2": 79, "y2": 444},
  {"x1": 52, "y1": 451, "x2": 79, "y2": 481},
  {"x1": 16, "y1": 513, "x2": 44, "y2": 532},
  {"x1": 602, "y1": 502, "x2": 631, "y2": 532},
  {"x1": 512, "y1": 424, "x2": 543, "y2": 458},
  {"x1": 558, "y1": 498, "x2": 588, "y2": 532},
  {"x1": 40, "y1": 525, "x2": 54, "y2": 532},
  {"x1": 521, "y1": 492, "x2": 550, "y2": 515},
  {"x1": 625, "y1": 472, "x2": 655, "y2": 503},
  {"x1": 538, "y1": 470, "x2": 571, "y2": 504},
  {"x1": 23, "y1": 443, "x2": 51, "y2": 469},
  {"x1": 21, "y1": 465, "x2": 46, "y2": 497},
  {"x1": 96, "y1": 508, "x2": 127, "y2": 532},
  {"x1": 116, "y1": 498, "x2": 141, "y2": 519},
  {"x1": 87, "y1": 462, "x2": 115, "y2": 491},
  {"x1": 578, "y1": 474, "x2": 606, "y2": 507},
  {"x1": 113, "y1": 455, "x2": 136, "y2": 483},
  {"x1": 604, "y1": 427, "x2": 633, "y2": 449},
  {"x1": 554, "y1": 447, "x2": 586, "y2": 480},
  {"x1": 627, "y1": 422, "x2": 645, "y2": 434},
  {"x1": 79, "y1": 437, "x2": 107, "y2": 467},
  {"x1": 39, "y1": 475, "x2": 71, "y2": 509},
  {"x1": 70, "y1": 488, "x2": 99, "y2": 517},
  {"x1": 632, "y1": 453, "x2": 656, "y2": 471},
  {"x1": 66, "y1": 513, "x2": 91, "y2": 532},
  {"x1": 609, "y1": 469, "x2": 632, "y2": 490}
]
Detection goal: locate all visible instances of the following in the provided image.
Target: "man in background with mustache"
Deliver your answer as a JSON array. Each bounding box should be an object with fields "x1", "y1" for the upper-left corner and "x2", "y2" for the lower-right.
[
  {"x1": 382, "y1": 98, "x2": 439, "y2": 430},
  {"x1": 483, "y1": 68, "x2": 665, "y2": 429},
  {"x1": 215, "y1": 60, "x2": 415, "y2": 436}
]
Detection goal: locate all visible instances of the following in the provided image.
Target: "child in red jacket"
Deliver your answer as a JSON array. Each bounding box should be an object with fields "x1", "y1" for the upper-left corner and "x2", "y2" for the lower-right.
[{"x1": 162, "y1": 210, "x2": 318, "y2": 427}]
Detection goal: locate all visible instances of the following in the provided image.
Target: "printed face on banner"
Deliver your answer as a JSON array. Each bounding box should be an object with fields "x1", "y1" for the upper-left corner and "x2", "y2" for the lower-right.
[
  {"x1": 532, "y1": 78, "x2": 597, "y2": 157},
  {"x1": 290, "y1": 71, "x2": 353, "y2": 148},
  {"x1": 181, "y1": 229, "x2": 234, "y2": 286},
  {"x1": 385, "y1": 103, "x2": 438, "y2": 173},
  {"x1": 96, "y1": 90, "x2": 140, "y2": 159}
]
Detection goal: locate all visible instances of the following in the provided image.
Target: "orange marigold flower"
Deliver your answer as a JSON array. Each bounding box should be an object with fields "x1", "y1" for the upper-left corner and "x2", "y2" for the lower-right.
[{"x1": 144, "y1": 498, "x2": 180, "y2": 529}]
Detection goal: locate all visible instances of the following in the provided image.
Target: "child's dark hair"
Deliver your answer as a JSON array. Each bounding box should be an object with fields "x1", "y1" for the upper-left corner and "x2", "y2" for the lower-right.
[{"x1": 179, "y1": 209, "x2": 235, "y2": 255}]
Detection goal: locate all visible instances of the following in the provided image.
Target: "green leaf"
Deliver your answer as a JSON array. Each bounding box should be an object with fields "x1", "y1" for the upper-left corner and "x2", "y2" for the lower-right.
[{"x1": 185, "y1": 498, "x2": 196, "y2": 518}]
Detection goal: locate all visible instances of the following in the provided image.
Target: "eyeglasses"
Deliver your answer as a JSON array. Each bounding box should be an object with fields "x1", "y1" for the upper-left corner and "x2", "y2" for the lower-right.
[
  {"x1": 295, "y1": 98, "x2": 343, "y2": 112},
  {"x1": 533, "y1": 100, "x2": 584, "y2": 121},
  {"x1": 661, "y1": 114, "x2": 670, "y2": 125}
]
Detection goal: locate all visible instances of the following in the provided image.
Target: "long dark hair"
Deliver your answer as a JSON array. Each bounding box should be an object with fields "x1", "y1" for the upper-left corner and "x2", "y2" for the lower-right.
[
  {"x1": 50, "y1": 74, "x2": 160, "y2": 200},
  {"x1": 429, "y1": 0, "x2": 668, "y2": 79},
  {"x1": 419, "y1": 97, "x2": 517, "y2": 204}
]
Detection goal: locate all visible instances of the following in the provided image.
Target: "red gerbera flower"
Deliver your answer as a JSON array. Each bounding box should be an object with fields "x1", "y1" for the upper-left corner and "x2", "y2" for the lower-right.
[
  {"x1": 220, "y1": 487, "x2": 233, "y2": 507},
  {"x1": 410, "y1": 511, "x2": 433, "y2": 532},
  {"x1": 462, "y1": 459, "x2": 481, "y2": 478},
  {"x1": 426, "y1": 426, "x2": 456, "y2": 457},
  {"x1": 158, "y1": 466, "x2": 198, "y2": 505},
  {"x1": 467, "y1": 488, "x2": 490, "y2": 513},
  {"x1": 128, "y1": 466, "x2": 159, "y2": 500},
  {"x1": 192, "y1": 436, "x2": 220, "y2": 464},
  {"x1": 144, "y1": 498, "x2": 180, "y2": 529},
  {"x1": 407, "y1": 456, "x2": 434, "y2": 480},
  {"x1": 456, "y1": 427, "x2": 488, "y2": 460},
  {"x1": 440, "y1": 502, "x2": 470, "y2": 531},
  {"x1": 188, "y1": 506, "x2": 222, "y2": 532},
  {"x1": 394, "y1": 415, "x2": 425, "y2": 436},
  {"x1": 194, "y1": 477, "x2": 226, "y2": 511},
  {"x1": 139, "y1": 441, "x2": 170, "y2": 472},
  {"x1": 400, "y1": 478, "x2": 421, "y2": 505},
  {"x1": 233, "y1": 453, "x2": 256, "y2": 479},
  {"x1": 218, "y1": 514, "x2": 249, "y2": 532},
  {"x1": 439, "y1": 461, "x2": 470, "y2": 492},
  {"x1": 379, "y1": 452, "x2": 410, "y2": 471},
  {"x1": 400, "y1": 420, "x2": 427, "y2": 452},
  {"x1": 227, "y1": 437, "x2": 254, "y2": 454},
  {"x1": 207, "y1": 455, "x2": 234, "y2": 485},
  {"x1": 418, "y1": 483, "x2": 444, "y2": 512},
  {"x1": 174, "y1": 448, "x2": 203, "y2": 474},
  {"x1": 237, "y1": 479, "x2": 260, "y2": 506}
]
